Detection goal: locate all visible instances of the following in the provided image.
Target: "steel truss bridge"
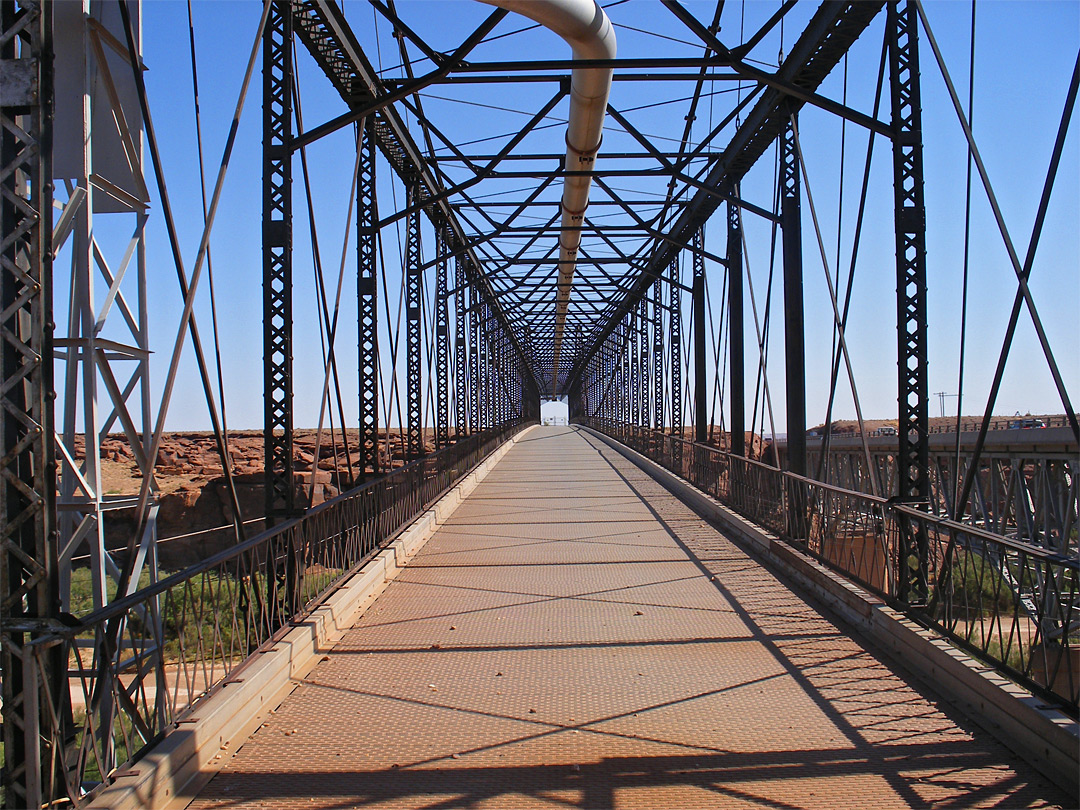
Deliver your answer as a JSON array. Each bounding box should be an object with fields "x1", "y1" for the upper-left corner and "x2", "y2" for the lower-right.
[{"x1": 1, "y1": 0, "x2": 1077, "y2": 807}]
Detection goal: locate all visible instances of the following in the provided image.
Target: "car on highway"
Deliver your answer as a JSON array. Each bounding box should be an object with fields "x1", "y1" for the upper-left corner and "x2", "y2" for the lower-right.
[{"x1": 1007, "y1": 418, "x2": 1045, "y2": 429}]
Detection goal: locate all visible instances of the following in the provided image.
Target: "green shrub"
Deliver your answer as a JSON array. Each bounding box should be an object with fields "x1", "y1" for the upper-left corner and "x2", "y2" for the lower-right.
[{"x1": 953, "y1": 552, "x2": 1015, "y2": 615}]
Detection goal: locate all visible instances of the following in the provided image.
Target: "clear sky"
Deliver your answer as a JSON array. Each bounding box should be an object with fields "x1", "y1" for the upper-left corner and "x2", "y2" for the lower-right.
[{"x1": 57, "y1": 0, "x2": 1079, "y2": 434}]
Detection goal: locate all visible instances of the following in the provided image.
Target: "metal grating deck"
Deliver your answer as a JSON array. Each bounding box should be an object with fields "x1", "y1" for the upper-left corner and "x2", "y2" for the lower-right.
[{"x1": 189, "y1": 426, "x2": 1067, "y2": 809}]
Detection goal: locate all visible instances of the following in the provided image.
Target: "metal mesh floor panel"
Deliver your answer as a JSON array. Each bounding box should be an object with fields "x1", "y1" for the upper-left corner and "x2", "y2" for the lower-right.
[{"x1": 189, "y1": 427, "x2": 1068, "y2": 809}]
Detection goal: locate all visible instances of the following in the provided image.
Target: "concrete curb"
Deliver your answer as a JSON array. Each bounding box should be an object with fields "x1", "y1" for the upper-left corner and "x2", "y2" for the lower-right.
[
  {"x1": 88, "y1": 425, "x2": 538, "y2": 810},
  {"x1": 582, "y1": 426, "x2": 1079, "y2": 799}
]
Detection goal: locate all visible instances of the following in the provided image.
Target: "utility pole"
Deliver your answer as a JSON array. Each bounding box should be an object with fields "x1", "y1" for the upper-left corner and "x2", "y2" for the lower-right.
[{"x1": 934, "y1": 391, "x2": 958, "y2": 419}]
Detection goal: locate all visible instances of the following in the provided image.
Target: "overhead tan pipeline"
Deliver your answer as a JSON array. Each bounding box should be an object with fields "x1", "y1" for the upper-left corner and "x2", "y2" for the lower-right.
[{"x1": 475, "y1": 0, "x2": 616, "y2": 394}]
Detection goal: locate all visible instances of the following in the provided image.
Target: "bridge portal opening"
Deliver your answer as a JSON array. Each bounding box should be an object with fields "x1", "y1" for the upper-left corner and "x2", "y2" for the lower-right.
[{"x1": 541, "y1": 397, "x2": 570, "y2": 426}]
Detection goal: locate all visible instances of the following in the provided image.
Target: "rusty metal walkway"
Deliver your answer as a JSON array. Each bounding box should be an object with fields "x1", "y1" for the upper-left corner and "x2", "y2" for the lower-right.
[{"x1": 189, "y1": 426, "x2": 1066, "y2": 809}]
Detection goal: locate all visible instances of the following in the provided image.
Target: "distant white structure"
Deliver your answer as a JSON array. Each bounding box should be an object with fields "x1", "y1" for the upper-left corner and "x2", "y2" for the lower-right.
[{"x1": 541, "y1": 398, "x2": 569, "y2": 426}]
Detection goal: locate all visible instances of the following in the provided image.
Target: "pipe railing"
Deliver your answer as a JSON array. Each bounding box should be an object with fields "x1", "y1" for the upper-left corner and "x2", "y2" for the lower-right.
[{"x1": 580, "y1": 417, "x2": 1079, "y2": 716}]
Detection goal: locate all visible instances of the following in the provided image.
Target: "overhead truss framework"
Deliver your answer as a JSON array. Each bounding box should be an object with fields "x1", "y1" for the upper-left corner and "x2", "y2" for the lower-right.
[{"x1": 283, "y1": 0, "x2": 892, "y2": 401}]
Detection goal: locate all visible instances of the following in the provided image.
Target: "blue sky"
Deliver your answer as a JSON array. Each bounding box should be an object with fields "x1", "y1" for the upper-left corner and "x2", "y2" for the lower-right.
[{"x1": 59, "y1": 0, "x2": 1078, "y2": 433}]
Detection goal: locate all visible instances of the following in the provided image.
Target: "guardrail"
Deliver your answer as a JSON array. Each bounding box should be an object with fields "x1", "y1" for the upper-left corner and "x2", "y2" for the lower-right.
[
  {"x1": 582, "y1": 418, "x2": 1078, "y2": 717},
  {"x1": 4, "y1": 420, "x2": 530, "y2": 808},
  {"x1": 927, "y1": 415, "x2": 1077, "y2": 433}
]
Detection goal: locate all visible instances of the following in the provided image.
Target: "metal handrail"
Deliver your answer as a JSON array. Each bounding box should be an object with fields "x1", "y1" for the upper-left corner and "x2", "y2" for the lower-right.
[
  {"x1": 581, "y1": 417, "x2": 1079, "y2": 716},
  {"x1": 15, "y1": 419, "x2": 533, "y2": 807}
]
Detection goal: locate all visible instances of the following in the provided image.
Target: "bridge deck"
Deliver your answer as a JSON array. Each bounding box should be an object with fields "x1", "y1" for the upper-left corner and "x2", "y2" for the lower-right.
[{"x1": 190, "y1": 426, "x2": 1066, "y2": 809}]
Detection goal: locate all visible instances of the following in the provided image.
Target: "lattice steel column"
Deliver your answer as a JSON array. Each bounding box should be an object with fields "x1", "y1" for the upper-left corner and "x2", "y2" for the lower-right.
[
  {"x1": 483, "y1": 304, "x2": 494, "y2": 429},
  {"x1": 622, "y1": 319, "x2": 630, "y2": 427},
  {"x1": 263, "y1": 0, "x2": 294, "y2": 523},
  {"x1": 670, "y1": 256, "x2": 682, "y2": 438},
  {"x1": 693, "y1": 227, "x2": 707, "y2": 443},
  {"x1": 404, "y1": 184, "x2": 422, "y2": 458},
  {"x1": 889, "y1": 0, "x2": 929, "y2": 503},
  {"x1": 491, "y1": 326, "x2": 502, "y2": 427},
  {"x1": 454, "y1": 255, "x2": 468, "y2": 436},
  {"x1": 781, "y1": 114, "x2": 806, "y2": 477},
  {"x1": 499, "y1": 334, "x2": 508, "y2": 427},
  {"x1": 477, "y1": 302, "x2": 488, "y2": 431},
  {"x1": 357, "y1": 119, "x2": 378, "y2": 477},
  {"x1": 1, "y1": 3, "x2": 62, "y2": 807},
  {"x1": 603, "y1": 338, "x2": 614, "y2": 422},
  {"x1": 628, "y1": 308, "x2": 638, "y2": 425},
  {"x1": 889, "y1": 0, "x2": 930, "y2": 602},
  {"x1": 434, "y1": 227, "x2": 449, "y2": 448},
  {"x1": 638, "y1": 297, "x2": 648, "y2": 427},
  {"x1": 496, "y1": 313, "x2": 503, "y2": 426},
  {"x1": 652, "y1": 279, "x2": 664, "y2": 431},
  {"x1": 468, "y1": 283, "x2": 479, "y2": 433},
  {"x1": 728, "y1": 203, "x2": 745, "y2": 456}
]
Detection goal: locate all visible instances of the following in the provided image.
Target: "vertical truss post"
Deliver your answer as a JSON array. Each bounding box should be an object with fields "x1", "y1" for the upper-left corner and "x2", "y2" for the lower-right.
[
  {"x1": 1, "y1": 3, "x2": 62, "y2": 806},
  {"x1": 490, "y1": 313, "x2": 496, "y2": 427},
  {"x1": 434, "y1": 227, "x2": 449, "y2": 448},
  {"x1": 889, "y1": 0, "x2": 930, "y2": 601},
  {"x1": 604, "y1": 338, "x2": 614, "y2": 422},
  {"x1": 670, "y1": 255, "x2": 682, "y2": 439},
  {"x1": 693, "y1": 227, "x2": 707, "y2": 444},
  {"x1": 492, "y1": 326, "x2": 502, "y2": 427},
  {"x1": 468, "y1": 283, "x2": 479, "y2": 434},
  {"x1": 503, "y1": 335, "x2": 510, "y2": 426},
  {"x1": 475, "y1": 304, "x2": 484, "y2": 430},
  {"x1": 357, "y1": 119, "x2": 378, "y2": 477},
  {"x1": 596, "y1": 340, "x2": 605, "y2": 421},
  {"x1": 478, "y1": 303, "x2": 488, "y2": 430},
  {"x1": 622, "y1": 319, "x2": 630, "y2": 427},
  {"x1": 638, "y1": 298, "x2": 648, "y2": 427},
  {"x1": 484, "y1": 305, "x2": 494, "y2": 429},
  {"x1": 487, "y1": 307, "x2": 496, "y2": 428},
  {"x1": 518, "y1": 360, "x2": 527, "y2": 420},
  {"x1": 889, "y1": 0, "x2": 929, "y2": 503},
  {"x1": 781, "y1": 113, "x2": 807, "y2": 477},
  {"x1": 587, "y1": 356, "x2": 596, "y2": 414},
  {"x1": 628, "y1": 309, "x2": 639, "y2": 426},
  {"x1": 728, "y1": 202, "x2": 745, "y2": 457},
  {"x1": 505, "y1": 336, "x2": 514, "y2": 423},
  {"x1": 503, "y1": 339, "x2": 510, "y2": 426},
  {"x1": 404, "y1": 184, "x2": 422, "y2": 458},
  {"x1": 652, "y1": 279, "x2": 663, "y2": 431},
  {"x1": 454, "y1": 256, "x2": 468, "y2": 436},
  {"x1": 613, "y1": 334, "x2": 619, "y2": 420},
  {"x1": 624, "y1": 317, "x2": 631, "y2": 424},
  {"x1": 263, "y1": 0, "x2": 294, "y2": 524},
  {"x1": 501, "y1": 332, "x2": 510, "y2": 426}
]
